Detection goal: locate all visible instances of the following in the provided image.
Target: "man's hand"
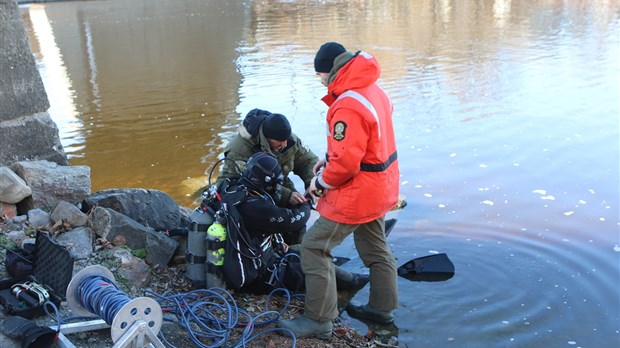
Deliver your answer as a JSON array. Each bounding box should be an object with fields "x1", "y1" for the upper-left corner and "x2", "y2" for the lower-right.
[
  {"x1": 313, "y1": 159, "x2": 327, "y2": 175},
  {"x1": 305, "y1": 176, "x2": 324, "y2": 204},
  {"x1": 289, "y1": 191, "x2": 307, "y2": 205}
]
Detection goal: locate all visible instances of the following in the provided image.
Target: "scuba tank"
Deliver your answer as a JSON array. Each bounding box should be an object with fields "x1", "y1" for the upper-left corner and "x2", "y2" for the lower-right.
[
  {"x1": 205, "y1": 209, "x2": 227, "y2": 289},
  {"x1": 185, "y1": 186, "x2": 218, "y2": 289}
]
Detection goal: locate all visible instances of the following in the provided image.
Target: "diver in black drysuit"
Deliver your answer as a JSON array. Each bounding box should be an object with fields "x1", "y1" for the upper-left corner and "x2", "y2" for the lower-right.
[{"x1": 227, "y1": 152, "x2": 368, "y2": 294}]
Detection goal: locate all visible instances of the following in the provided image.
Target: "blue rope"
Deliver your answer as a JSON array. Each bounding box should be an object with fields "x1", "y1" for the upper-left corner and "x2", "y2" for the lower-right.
[
  {"x1": 272, "y1": 252, "x2": 302, "y2": 290},
  {"x1": 48, "y1": 272, "x2": 303, "y2": 347},
  {"x1": 75, "y1": 275, "x2": 131, "y2": 325},
  {"x1": 144, "y1": 287, "x2": 299, "y2": 348},
  {"x1": 44, "y1": 300, "x2": 99, "y2": 334}
]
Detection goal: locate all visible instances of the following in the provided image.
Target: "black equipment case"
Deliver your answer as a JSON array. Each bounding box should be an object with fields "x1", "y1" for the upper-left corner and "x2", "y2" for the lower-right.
[{"x1": 0, "y1": 231, "x2": 74, "y2": 319}]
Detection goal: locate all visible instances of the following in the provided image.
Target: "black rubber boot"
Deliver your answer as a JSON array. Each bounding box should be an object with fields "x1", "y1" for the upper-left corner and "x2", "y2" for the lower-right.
[
  {"x1": 346, "y1": 303, "x2": 394, "y2": 324},
  {"x1": 0, "y1": 316, "x2": 56, "y2": 348}
]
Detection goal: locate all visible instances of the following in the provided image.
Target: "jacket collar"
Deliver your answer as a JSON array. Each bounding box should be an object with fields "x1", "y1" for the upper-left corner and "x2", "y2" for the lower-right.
[{"x1": 322, "y1": 51, "x2": 382, "y2": 106}]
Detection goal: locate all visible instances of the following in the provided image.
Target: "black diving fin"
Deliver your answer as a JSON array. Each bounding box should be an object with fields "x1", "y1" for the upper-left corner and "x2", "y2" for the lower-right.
[{"x1": 397, "y1": 253, "x2": 455, "y2": 281}]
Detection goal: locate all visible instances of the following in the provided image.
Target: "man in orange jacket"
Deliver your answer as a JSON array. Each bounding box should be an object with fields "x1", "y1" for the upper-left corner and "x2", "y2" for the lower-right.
[{"x1": 277, "y1": 42, "x2": 400, "y2": 338}]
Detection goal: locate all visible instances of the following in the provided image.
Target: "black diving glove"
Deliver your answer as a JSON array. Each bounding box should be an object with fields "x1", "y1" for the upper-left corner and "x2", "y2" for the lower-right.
[{"x1": 0, "y1": 316, "x2": 56, "y2": 348}]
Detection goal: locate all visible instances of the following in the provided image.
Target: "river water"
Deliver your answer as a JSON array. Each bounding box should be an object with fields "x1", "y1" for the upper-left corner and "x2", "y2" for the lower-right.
[{"x1": 20, "y1": 0, "x2": 619, "y2": 347}]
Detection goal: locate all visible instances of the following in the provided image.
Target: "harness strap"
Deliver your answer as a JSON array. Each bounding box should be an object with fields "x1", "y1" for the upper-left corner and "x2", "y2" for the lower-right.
[
  {"x1": 326, "y1": 150, "x2": 398, "y2": 172},
  {"x1": 360, "y1": 151, "x2": 398, "y2": 172},
  {"x1": 207, "y1": 262, "x2": 222, "y2": 275},
  {"x1": 206, "y1": 239, "x2": 226, "y2": 250},
  {"x1": 185, "y1": 252, "x2": 206, "y2": 264}
]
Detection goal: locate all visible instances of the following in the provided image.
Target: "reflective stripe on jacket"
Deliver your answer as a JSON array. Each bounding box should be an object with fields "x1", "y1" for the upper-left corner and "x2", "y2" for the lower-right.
[{"x1": 316, "y1": 51, "x2": 399, "y2": 224}]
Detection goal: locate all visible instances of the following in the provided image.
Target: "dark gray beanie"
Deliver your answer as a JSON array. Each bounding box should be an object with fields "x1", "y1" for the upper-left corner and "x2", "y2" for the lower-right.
[
  {"x1": 262, "y1": 113, "x2": 291, "y2": 141},
  {"x1": 314, "y1": 42, "x2": 347, "y2": 73}
]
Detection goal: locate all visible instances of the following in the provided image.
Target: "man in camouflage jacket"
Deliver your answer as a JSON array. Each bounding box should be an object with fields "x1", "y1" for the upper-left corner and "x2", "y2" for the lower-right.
[{"x1": 218, "y1": 109, "x2": 318, "y2": 210}]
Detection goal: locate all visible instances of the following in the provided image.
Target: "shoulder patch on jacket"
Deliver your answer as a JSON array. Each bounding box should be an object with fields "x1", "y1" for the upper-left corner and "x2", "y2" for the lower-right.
[{"x1": 333, "y1": 121, "x2": 347, "y2": 141}]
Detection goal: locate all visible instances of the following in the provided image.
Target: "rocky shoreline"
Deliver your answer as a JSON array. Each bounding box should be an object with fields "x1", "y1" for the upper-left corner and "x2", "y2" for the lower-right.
[{"x1": 0, "y1": 160, "x2": 395, "y2": 347}]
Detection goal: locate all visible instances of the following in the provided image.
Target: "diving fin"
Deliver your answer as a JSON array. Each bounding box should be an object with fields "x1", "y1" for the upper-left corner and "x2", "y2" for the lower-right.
[
  {"x1": 332, "y1": 256, "x2": 350, "y2": 266},
  {"x1": 397, "y1": 253, "x2": 455, "y2": 281},
  {"x1": 384, "y1": 218, "x2": 397, "y2": 237}
]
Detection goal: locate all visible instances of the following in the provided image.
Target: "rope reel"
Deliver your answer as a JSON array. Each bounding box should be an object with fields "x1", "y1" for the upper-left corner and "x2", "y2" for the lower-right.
[{"x1": 65, "y1": 265, "x2": 163, "y2": 345}]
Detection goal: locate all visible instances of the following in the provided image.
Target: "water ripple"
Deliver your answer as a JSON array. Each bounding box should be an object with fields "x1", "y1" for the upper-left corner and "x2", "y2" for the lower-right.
[{"x1": 382, "y1": 222, "x2": 620, "y2": 347}]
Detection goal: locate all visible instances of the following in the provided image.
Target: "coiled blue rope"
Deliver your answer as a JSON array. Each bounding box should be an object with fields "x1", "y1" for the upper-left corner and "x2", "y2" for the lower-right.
[
  {"x1": 144, "y1": 287, "x2": 299, "y2": 348},
  {"x1": 75, "y1": 275, "x2": 132, "y2": 325},
  {"x1": 48, "y1": 272, "x2": 303, "y2": 347}
]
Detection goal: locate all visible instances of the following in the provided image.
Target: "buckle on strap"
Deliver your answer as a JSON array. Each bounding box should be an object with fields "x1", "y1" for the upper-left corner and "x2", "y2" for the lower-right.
[
  {"x1": 264, "y1": 263, "x2": 279, "y2": 286},
  {"x1": 11, "y1": 281, "x2": 49, "y2": 305}
]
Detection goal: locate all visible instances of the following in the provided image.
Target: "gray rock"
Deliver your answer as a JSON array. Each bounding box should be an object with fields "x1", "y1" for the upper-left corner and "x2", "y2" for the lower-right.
[
  {"x1": 0, "y1": 113, "x2": 67, "y2": 167},
  {"x1": 88, "y1": 206, "x2": 178, "y2": 267},
  {"x1": 4, "y1": 230, "x2": 28, "y2": 245},
  {"x1": 10, "y1": 160, "x2": 90, "y2": 212},
  {"x1": 172, "y1": 234, "x2": 187, "y2": 259},
  {"x1": 0, "y1": 166, "x2": 31, "y2": 203},
  {"x1": 56, "y1": 227, "x2": 93, "y2": 260},
  {"x1": 51, "y1": 201, "x2": 89, "y2": 227},
  {"x1": 9, "y1": 215, "x2": 27, "y2": 225},
  {"x1": 179, "y1": 205, "x2": 193, "y2": 229},
  {"x1": 146, "y1": 229, "x2": 179, "y2": 268},
  {"x1": 83, "y1": 188, "x2": 180, "y2": 231},
  {"x1": 89, "y1": 206, "x2": 152, "y2": 249},
  {"x1": 111, "y1": 247, "x2": 151, "y2": 289},
  {"x1": 27, "y1": 208, "x2": 50, "y2": 229}
]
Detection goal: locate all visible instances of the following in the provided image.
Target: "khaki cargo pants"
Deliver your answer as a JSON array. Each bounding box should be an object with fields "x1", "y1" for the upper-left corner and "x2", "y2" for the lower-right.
[{"x1": 300, "y1": 215, "x2": 398, "y2": 322}]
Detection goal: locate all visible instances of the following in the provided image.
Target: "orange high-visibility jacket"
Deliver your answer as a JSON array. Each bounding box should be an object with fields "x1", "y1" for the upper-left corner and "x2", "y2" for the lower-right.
[{"x1": 316, "y1": 51, "x2": 399, "y2": 224}]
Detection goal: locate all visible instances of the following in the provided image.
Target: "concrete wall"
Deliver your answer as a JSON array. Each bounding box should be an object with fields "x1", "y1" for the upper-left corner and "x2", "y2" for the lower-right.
[{"x1": 0, "y1": 0, "x2": 67, "y2": 166}]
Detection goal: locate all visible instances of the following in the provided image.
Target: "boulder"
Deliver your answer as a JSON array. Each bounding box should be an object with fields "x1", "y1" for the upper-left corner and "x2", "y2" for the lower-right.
[
  {"x1": 51, "y1": 200, "x2": 88, "y2": 227},
  {"x1": 83, "y1": 188, "x2": 181, "y2": 231},
  {"x1": 145, "y1": 229, "x2": 179, "y2": 268},
  {"x1": 111, "y1": 247, "x2": 151, "y2": 289},
  {"x1": 56, "y1": 227, "x2": 93, "y2": 260},
  {"x1": 89, "y1": 206, "x2": 152, "y2": 249},
  {"x1": 89, "y1": 206, "x2": 178, "y2": 267},
  {"x1": 27, "y1": 208, "x2": 49, "y2": 230},
  {"x1": 0, "y1": 166, "x2": 31, "y2": 203},
  {"x1": 10, "y1": 160, "x2": 90, "y2": 213}
]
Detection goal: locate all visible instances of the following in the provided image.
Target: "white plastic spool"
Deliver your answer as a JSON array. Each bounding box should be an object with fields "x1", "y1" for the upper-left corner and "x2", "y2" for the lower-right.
[{"x1": 65, "y1": 265, "x2": 163, "y2": 344}]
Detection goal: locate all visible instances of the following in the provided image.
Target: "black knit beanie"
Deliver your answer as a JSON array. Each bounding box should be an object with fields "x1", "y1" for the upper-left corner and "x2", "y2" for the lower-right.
[
  {"x1": 314, "y1": 42, "x2": 347, "y2": 73},
  {"x1": 262, "y1": 113, "x2": 291, "y2": 141}
]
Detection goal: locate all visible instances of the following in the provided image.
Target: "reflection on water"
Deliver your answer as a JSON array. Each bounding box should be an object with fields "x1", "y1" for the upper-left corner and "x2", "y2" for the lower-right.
[
  {"x1": 22, "y1": 5, "x2": 80, "y2": 151},
  {"x1": 20, "y1": 0, "x2": 619, "y2": 347},
  {"x1": 21, "y1": 0, "x2": 247, "y2": 199}
]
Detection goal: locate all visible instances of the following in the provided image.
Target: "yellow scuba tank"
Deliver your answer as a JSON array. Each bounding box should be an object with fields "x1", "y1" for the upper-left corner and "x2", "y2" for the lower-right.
[{"x1": 205, "y1": 210, "x2": 227, "y2": 288}]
